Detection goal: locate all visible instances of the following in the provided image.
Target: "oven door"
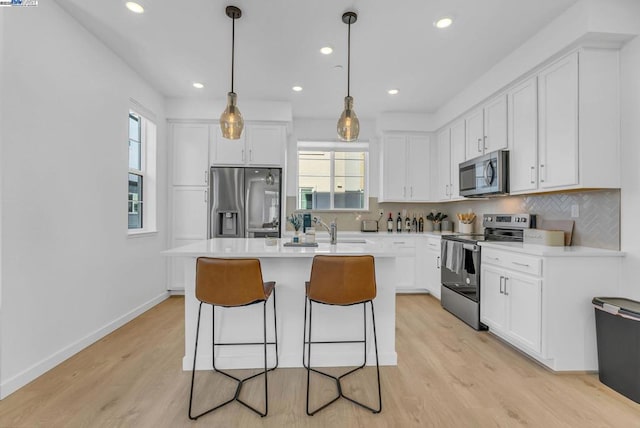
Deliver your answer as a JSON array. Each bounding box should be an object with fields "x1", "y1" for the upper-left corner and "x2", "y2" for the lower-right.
[{"x1": 441, "y1": 241, "x2": 480, "y2": 302}]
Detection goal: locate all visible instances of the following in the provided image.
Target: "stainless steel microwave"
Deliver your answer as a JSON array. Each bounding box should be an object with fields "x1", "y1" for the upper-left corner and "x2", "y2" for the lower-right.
[{"x1": 459, "y1": 150, "x2": 509, "y2": 197}]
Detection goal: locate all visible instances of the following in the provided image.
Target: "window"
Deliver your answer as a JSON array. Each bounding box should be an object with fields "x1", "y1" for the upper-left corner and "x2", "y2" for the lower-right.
[
  {"x1": 128, "y1": 107, "x2": 157, "y2": 234},
  {"x1": 297, "y1": 141, "x2": 368, "y2": 210}
]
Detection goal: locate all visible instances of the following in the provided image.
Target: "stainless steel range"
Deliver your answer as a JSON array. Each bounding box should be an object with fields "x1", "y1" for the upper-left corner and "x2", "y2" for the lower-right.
[{"x1": 440, "y1": 214, "x2": 536, "y2": 330}]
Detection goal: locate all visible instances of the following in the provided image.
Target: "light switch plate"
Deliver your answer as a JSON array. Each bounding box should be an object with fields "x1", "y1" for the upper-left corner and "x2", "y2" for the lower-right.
[{"x1": 571, "y1": 204, "x2": 579, "y2": 218}]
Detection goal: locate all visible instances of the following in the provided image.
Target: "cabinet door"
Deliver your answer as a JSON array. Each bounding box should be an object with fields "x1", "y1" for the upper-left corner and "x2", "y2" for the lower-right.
[
  {"x1": 172, "y1": 124, "x2": 210, "y2": 186},
  {"x1": 407, "y1": 135, "x2": 431, "y2": 201},
  {"x1": 172, "y1": 187, "x2": 208, "y2": 240},
  {"x1": 509, "y1": 77, "x2": 538, "y2": 193},
  {"x1": 246, "y1": 124, "x2": 285, "y2": 166},
  {"x1": 213, "y1": 126, "x2": 246, "y2": 165},
  {"x1": 538, "y1": 53, "x2": 579, "y2": 189},
  {"x1": 436, "y1": 129, "x2": 451, "y2": 200},
  {"x1": 483, "y1": 95, "x2": 508, "y2": 152},
  {"x1": 426, "y1": 247, "x2": 441, "y2": 299},
  {"x1": 449, "y1": 120, "x2": 466, "y2": 198},
  {"x1": 505, "y1": 273, "x2": 542, "y2": 353},
  {"x1": 465, "y1": 108, "x2": 484, "y2": 160},
  {"x1": 480, "y1": 265, "x2": 507, "y2": 331},
  {"x1": 381, "y1": 135, "x2": 408, "y2": 201}
]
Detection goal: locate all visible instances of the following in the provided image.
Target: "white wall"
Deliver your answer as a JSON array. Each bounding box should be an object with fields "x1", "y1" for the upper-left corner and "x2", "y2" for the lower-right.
[
  {"x1": 620, "y1": 35, "x2": 640, "y2": 301},
  {"x1": 0, "y1": 8, "x2": 5, "y2": 393},
  {"x1": 0, "y1": 2, "x2": 169, "y2": 398}
]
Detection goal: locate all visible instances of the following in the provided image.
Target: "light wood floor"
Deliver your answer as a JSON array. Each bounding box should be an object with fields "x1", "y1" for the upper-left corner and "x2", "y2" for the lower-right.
[{"x1": 1, "y1": 295, "x2": 639, "y2": 427}]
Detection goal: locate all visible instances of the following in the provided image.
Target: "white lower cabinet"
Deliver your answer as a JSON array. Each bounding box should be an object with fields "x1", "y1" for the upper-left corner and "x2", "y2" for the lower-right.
[
  {"x1": 480, "y1": 245, "x2": 621, "y2": 371},
  {"x1": 481, "y1": 264, "x2": 541, "y2": 353},
  {"x1": 424, "y1": 237, "x2": 442, "y2": 299}
]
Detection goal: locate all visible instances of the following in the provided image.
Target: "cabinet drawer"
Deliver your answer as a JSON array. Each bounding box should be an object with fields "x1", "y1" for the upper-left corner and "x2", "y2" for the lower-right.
[
  {"x1": 482, "y1": 248, "x2": 542, "y2": 276},
  {"x1": 425, "y1": 237, "x2": 441, "y2": 251}
]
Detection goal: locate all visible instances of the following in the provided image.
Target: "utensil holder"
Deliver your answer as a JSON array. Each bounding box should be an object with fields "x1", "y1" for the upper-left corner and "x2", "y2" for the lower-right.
[
  {"x1": 433, "y1": 222, "x2": 441, "y2": 232},
  {"x1": 459, "y1": 222, "x2": 474, "y2": 234}
]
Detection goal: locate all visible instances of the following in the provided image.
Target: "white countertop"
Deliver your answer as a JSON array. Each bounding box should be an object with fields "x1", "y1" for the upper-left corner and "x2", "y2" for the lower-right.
[
  {"x1": 479, "y1": 241, "x2": 624, "y2": 257},
  {"x1": 164, "y1": 238, "x2": 406, "y2": 258}
]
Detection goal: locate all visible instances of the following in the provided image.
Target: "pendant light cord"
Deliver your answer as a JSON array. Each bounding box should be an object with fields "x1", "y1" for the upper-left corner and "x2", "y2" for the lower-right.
[
  {"x1": 347, "y1": 19, "x2": 351, "y2": 97},
  {"x1": 231, "y1": 15, "x2": 235, "y2": 93}
]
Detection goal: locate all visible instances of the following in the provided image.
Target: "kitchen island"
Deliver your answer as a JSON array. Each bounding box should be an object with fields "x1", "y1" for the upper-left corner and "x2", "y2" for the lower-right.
[{"x1": 164, "y1": 238, "x2": 405, "y2": 370}]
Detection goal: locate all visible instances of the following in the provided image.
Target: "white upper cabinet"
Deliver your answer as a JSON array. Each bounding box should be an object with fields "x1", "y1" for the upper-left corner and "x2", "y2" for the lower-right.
[
  {"x1": 507, "y1": 48, "x2": 620, "y2": 194},
  {"x1": 379, "y1": 133, "x2": 431, "y2": 202},
  {"x1": 436, "y1": 128, "x2": 451, "y2": 201},
  {"x1": 214, "y1": 123, "x2": 286, "y2": 166},
  {"x1": 538, "y1": 53, "x2": 579, "y2": 190},
  {"x1": 508, "y1": 77, "x2": 538, "y2": 193},
  {"x1": 435, "y1": 120, "x2": 465, "y2": 201},
  {"x1": 172, "y1": 123, "x2": 210, "y2": 186},
  {"x1": 465, "y1": 95, "x2": 507, "y2": 160}
]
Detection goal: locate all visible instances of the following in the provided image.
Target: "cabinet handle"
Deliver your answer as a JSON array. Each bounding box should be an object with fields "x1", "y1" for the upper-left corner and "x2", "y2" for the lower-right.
[
  {"x1": 242, "y1": 149, "x2": 245, "y2": 161},
  {"x1": 483, "y1": 135, "x2": 488, "y2": 151},
  {"x1": 436, "y1": 256, "x2": 440, "y2": 269},
  {"x1": 445, "y1": 184, "x2": 449, "y2": 196},
  {"x1": 477, "y1": 138, "x2": 482, "y2": 153},
  {"x1": 403, "y1": 186, "x2": 406, "y2": 197},
  {"x1": 204, "y1": 170, "x2": 209, "y2": 184},
  {"x1": 530, "y1": 166, "x2": 535, "y2": 184},
  {"x1": 504, "y1": 277, "x2": 509, "y2": 296},
  {"x1": 512, "y1": 261, "x2": 530, "y2": 268},
  {"x1": 487, "y1": 256, "x2": 500, "y2": 262},
  {"x1": 204, "y1": 189, "x2": 208, "y2": 203},
  {"x1": 249, "y1": 149, "x2": 253, "y2": 161},
  {"x1": 540, "y1": 164, "x2": 545, "y2": 182},
  {"x1": 410, "y1": 186, "x2": 414, "y2": 197},
  {"x1": 499, "y1": 276, "x2": 504, "y2": 294}
]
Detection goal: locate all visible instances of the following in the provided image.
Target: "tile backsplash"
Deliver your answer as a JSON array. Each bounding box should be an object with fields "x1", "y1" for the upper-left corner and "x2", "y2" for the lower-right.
[{"x1": 285, "y1": 189, "x2": 620, "y2": 250}]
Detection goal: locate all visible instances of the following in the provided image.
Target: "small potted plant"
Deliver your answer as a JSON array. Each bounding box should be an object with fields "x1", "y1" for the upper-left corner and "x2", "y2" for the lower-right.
[
  {"x1": 427, "y1": 212, "x2": 448, "y2": 232},
  {"x1": 287, "y1": 213, "x2": 302, "y2": 240}
]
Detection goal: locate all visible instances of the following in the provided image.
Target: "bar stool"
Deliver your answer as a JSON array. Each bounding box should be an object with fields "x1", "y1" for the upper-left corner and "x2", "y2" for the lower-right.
[
  {"x1": 188, "y1": 257, "x2": 278, "y2": 419},
  {"x1": 303, "y1": 255, "x2": 382, "y2": 415}
]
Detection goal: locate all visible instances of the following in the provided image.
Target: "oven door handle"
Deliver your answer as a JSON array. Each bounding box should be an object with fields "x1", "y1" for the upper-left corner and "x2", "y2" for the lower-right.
[{"x1": 463, "y1": 243, "x2": 479, "y2": 251}]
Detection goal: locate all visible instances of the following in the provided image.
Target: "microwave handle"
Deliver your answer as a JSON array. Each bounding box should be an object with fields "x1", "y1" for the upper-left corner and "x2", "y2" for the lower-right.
[{"x1": 484, "y1": 161, "x2": 495, "y2": 186}]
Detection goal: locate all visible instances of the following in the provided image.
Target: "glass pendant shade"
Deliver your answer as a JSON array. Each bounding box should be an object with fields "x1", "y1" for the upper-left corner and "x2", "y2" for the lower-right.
[
  {"x1": 220, "y1": 92, "x2": 244, "y2": 140},
  {"x1": 337, "y1": 96, "x2": 359, "y2": 142}
]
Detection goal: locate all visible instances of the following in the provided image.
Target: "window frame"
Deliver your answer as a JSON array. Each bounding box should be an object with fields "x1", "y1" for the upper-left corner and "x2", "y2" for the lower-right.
[
  {"x1": 296, "y1": 141, "x2": 369, "y2": 212},
  {"x1": 128, "y1": 113, "x2": 144, "y2": 229},
  {"x1": 127, "y1": 104, "x2": 158, "y2": 237}
]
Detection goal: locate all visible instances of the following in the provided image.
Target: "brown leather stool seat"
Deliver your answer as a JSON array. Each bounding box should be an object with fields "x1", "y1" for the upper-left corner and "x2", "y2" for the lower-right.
[
  {"x1": 188, "y1": 258, "x2": 278, "y2": 419},
  {"x1": 303, "y1": 255, "x2": 382, "y2": 415}
]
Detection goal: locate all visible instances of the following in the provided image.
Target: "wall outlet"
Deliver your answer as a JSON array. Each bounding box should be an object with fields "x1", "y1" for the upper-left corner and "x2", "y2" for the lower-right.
[{"x1": 571, "y1": 204, "x2": 579, "y2": 218}]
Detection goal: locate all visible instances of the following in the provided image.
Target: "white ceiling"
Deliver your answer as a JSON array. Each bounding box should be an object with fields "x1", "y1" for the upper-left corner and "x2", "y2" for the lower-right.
[{"x1": 56, "y1": 0, "x2": 579, "y2": 119}]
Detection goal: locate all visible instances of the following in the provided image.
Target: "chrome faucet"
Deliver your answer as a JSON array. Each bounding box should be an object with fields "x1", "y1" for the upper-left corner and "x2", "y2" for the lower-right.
[{"x1": 313, "y1": 216, "x2": 337, "y2": 245}]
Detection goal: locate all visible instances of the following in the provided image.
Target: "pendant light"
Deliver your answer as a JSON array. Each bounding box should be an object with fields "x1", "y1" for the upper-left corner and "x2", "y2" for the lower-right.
[
  {"x1": 220, "y1": 6, "x2": 244, "y2": 140},
  {"x1": 337, "y1": 11, "x2": 359, "y2": 142}
]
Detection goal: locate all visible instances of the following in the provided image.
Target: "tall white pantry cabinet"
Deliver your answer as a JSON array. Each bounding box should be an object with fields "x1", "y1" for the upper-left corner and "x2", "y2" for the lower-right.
[{"x1": 168, "y1": 122, "x2": 287, "y2": 290}]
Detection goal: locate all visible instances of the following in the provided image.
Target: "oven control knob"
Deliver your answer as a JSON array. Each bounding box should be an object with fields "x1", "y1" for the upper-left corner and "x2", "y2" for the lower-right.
[{"x1": 466, "y1": 278, "x2": 470, "y2": 284}]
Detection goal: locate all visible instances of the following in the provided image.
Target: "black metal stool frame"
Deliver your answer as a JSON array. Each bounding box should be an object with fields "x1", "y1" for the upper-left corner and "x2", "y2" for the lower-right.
[
  {"x1": 188, "y1": 289, "x2": 278, "y2": 419},
  {"x1": 302, "y1": 295, "x2": 382, "y2": 415}
]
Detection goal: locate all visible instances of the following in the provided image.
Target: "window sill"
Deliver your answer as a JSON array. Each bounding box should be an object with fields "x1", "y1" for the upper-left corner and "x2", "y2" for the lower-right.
[{"x1": 127, "y1": 229, "x2": 159, "y2": 239}]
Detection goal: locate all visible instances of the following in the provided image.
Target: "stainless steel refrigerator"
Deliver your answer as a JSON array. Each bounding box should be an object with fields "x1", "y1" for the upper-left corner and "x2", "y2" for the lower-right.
[{"x1": 209, "y1": 167, "x2": 282, "y2": 238}]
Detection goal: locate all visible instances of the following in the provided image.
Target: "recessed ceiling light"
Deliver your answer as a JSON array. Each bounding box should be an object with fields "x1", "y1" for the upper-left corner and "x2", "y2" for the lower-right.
[
  {"x1": 292, "y1": 86, "x2": 303, "y2": 92},
  {"x1": 434, "y1": 17, "x2": 453, "y2": 29},
  {"x1": 125, "y1": 2, "x2": 144, "y2": 14},
  {"x1": 320, "y1": 46, "x2": 333, "y2": 55},
  {"x1": 193, "y1": 82, "x2": 204, "y2": 89},
  {"x1": 388, "y1": 89, "x2": 399, "y2": 95}
]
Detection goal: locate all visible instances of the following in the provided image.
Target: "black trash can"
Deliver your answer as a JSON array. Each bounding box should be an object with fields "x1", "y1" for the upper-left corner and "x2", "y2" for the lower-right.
[{"x1": 592, "y1": 297, "x2": 640, "y2": 403}]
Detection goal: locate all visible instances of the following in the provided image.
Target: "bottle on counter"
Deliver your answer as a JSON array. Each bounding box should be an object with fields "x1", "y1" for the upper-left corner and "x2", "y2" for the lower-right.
[
  {"x1": 405, "y1": 212, "x2": 411, "y2": 232},
  {"x1": 418, "y1": 214, "x2": 424, "y2": 233},
  {"x1": 387, "y1": 213, "x2": 394, "y2": 233},
  {"x1": 412, "y1": 214, "x2": 417, "y2": 233},
  {"x1": 396, "y1": 212, "x2": 402, "y2": 233}
]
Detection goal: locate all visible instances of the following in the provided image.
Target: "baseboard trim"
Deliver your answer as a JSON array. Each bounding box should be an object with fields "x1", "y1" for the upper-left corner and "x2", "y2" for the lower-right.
[{"x1": 0, "y1": 291, "x2": 169, "y2": 399}]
